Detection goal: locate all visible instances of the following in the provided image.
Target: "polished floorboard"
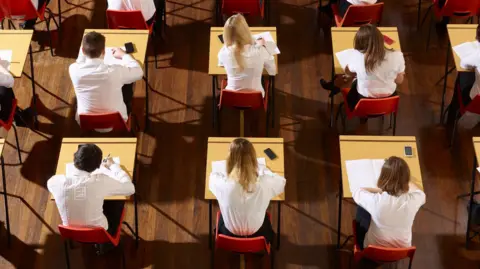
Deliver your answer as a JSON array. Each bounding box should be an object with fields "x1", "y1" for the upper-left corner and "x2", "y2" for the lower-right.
[{"x1": 0, "y1": 0, "x2": 480, "y2": 268}]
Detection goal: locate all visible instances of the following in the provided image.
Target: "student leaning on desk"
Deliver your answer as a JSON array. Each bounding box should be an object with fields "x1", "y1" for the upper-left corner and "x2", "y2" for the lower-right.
[
  {"x1": 353, "y1": 156, "x2": 425, "y2": 250},
  {"x1": 209, "y1": 138, "x2": 285, "y2": 244},
  {"x1": 218, "y1": 14, "x2": 277, "y2": 97}
]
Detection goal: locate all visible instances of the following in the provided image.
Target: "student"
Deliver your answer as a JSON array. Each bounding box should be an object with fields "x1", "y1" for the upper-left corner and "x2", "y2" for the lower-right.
[
  {"x1": 0, "y1": 63, "x2": 15, "y2": 123},
  {"x1": 353, "y1": 156, "x2": 425, "y2": 249},
  {"x1": 446, "y1": 25, "x2": 480, "y2": 125},
  {"x1": 321, "y1": 24, "x2": 405, "y2": 111},
  {"x1": 22, "y1": 0, "x2": 51, "y2": 29},
  {"x1": 107, "y1": 0, "x2": 156, "y2": 25},
  {"x1": 209, "y1": 138, "x2": 285, "y2": 244},
  {"x1": 69, "y1": 32, "x2": 143, "y2": 124},
  {"x1": 322, "y1": 0, "x2": 378, "y2": 17},
  {"x1": 218, "y1": 14, "x2": 276, "y2": 97},
  {"x1": 48, "y1": 144, "x2": 135, "y2": 237}
]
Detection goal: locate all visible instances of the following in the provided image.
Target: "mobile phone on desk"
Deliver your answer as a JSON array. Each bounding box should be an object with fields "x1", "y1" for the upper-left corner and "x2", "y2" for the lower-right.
[
  {"x1": 218, "y1": 34, "x2": 224, "y2": 44},
  {"x1": 264, "y1": 148, "x2": 277, "y2": 160},
  {"x1": 383, "y1": 35, "x2": 394, "y2": 46},
  {"x1": 124, "y1": 42, "x2": 135, "y2": 54},
  {"x1": 404, "y1": 146, "x2": 413, "y2": 157}
]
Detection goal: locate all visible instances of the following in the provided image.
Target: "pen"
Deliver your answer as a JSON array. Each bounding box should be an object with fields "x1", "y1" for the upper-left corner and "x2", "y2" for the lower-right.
[{"x1": 103, "y1": 154, "x2": 110, "y2": 163}]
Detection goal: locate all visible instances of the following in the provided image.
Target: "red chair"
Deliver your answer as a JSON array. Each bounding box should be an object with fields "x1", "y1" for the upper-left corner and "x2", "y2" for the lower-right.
[
  {"x1": 79, "y1": 112, "x2": 137, "y2": 135},
  {"x1": 0, "y1": 99, "x2": 23, "y2": 164},
  {"x1": 219, "y1": 0, "x2": 266, "y2": 24},
  {"x1": 352, "y1": 220, "x2": 416, "y2": 269},
  {"x1": 331, "y1": 3, "x2": 384, "y2": 27},
  {"x1": 58, "y1": 208, "x2": 133, "y2": 269},
  {"x1": 335, "y1": 88, "x2": 400, "y2": 135},
  {"x1": 106, "y1": 10, "x2": 159, "y2": 68},
  {"x1": 422, "y1": 0, "x2": 478, "y2": 50},
  {"x1": 213, "y1": 212, "x2": 273, "y2": 268},
  {"x1": 0, "y1": 0, "x2": 59, "y2": 56},
  {"x1": 217, "y1": 79, "x2": 270, "y2": 136},
  {"x1": 449, "y1": 83, "x2": 480, "y2": 146}
]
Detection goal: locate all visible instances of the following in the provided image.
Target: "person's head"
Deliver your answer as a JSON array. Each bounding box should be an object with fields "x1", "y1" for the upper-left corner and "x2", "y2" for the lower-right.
[
  {"x1": 377, "y1": 156, "x2": 410, "y2": 196},
  {"x1": 223, "y1": 14, "x2": 254, "y2": 71},
  {"x1": 476, "y1": 24, "x2": 480, "y2": 42},
  {"x1": 74, "y1": 144, "x2": 103, "y2": 173},
  {"x1": 226, "y1": 138, "x2": 258, "y2": 192},
  {"x1": 81, "y1": 32, "x2": 106, "y2": 59},
  {"x1": 354, "y1": 24, "x2": 389, "y2": 72}
]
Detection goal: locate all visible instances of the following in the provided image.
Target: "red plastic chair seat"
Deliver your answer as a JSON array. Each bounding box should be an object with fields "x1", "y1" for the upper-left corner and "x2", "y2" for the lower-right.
[
  {"x1": 341, "y1": 88, "x2": 399, "y2": 119},
  {"x1": 0, "y1": 0, "x2": 48, "y2": 21},
  {"x1": 221, "y1": 0, "x2": 265, "y2": 18},
  {"x1": 106, "y1": 10, "x2": 155, "y2": 34},
  {"x1": 79, "y1": 112, "x2": 131, "y2": 132},
  {"x1": 332, "y1": 3, "x2": 384, "y2": 27},
  {"x1": 219, "y1": 79, "x2": 269, "y2": 112},
  {"x1": 0, "y1": 99, "x2": 17, "y2": 131},
  {"x1": 433, "y1": 0, "x2": 478, "y2": 18}
]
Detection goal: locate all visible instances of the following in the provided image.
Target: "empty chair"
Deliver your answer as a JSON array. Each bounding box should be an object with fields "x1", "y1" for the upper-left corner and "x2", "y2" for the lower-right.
[{"x1": 332, "y1": 3, "x2": 384, "y2": 27}]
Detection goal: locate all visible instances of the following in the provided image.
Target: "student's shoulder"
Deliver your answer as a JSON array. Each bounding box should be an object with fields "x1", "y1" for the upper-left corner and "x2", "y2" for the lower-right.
[{"x1": 47, "y1": 175, "x2": 66, "y2": 189}]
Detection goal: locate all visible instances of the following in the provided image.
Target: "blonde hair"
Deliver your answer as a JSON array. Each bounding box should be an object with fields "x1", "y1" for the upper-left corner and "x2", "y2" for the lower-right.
[
  {"x1": 354, "y1": 24, "x2": 392, "y2": 73},
  {"x1": 223, "y1": 14, "x2": 254, "y2": 71},
  {"x1": 226, "y1": 138, "x2": 258, "y2": 192},
  {"x1": 377, "y1": 156, "x2": 411, "y2": 196}
]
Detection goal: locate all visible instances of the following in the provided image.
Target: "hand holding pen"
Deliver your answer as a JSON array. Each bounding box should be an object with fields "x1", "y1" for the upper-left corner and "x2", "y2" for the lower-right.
[{"x1": 102, "y1": 154, "x2": 114, "y2": 169}]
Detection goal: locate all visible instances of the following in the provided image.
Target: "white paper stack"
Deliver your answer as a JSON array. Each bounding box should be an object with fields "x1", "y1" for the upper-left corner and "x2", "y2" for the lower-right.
[
  {"x1": 345, "y1": 159, "x2": 385, "y2": 193},
  {"x1": 253, "y1": 32, "x2": 280, "y2": 55},
  {"x1": 103, "y1": 47, "x2": 127, "y2": 66},
  {"x1": 335, "y1": 49, "x2": 361, "y2": 71},
  {"x1": 66, "y1": 157, "x2": 121, "y2": 175},
  {"x1": 212, "y1": 158, "x2": 266, "y2": 174},
  {"x1": 0, "y1": 50, "x2": 13, "y2": 71},
  {"x1": 453, "y1": 41, "x2": 479, "y2": 60}
]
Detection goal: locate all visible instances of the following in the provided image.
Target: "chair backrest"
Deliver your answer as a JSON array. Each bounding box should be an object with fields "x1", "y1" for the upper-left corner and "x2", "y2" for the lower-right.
[
  {"x1": 58, "y1": 225, "x2": 113, "y2": 245},
  {"x1": 79, "y1": 112, "x2": 129, "y2": 132},
  {"x1": 341, "y1": 3, "x2": 384, "y2": 26},
  {"x1": 106, "y1": 10, "x2": 149, "y2": 31},
  {"x1": 0, "y1": 0, "x2": 44, "y2": 21},
  {"x1": 464, "y1": 95, "x2": 480, "y2": 115},
  {"x1": 352, "y1": 96, "x2": 400, "y2": 118},
  {"x1": 221, "y1": 0, "x2": 263, "y2": 17},
  {"x1": 440, "y1": 0, "x2": 478, "y2": 17},
  {"x1": 0, "y1": 98, "x2": 17, "y2": 131},
  {"x1": 219, "y1": 90, "x2": 265, "y2": 111}
]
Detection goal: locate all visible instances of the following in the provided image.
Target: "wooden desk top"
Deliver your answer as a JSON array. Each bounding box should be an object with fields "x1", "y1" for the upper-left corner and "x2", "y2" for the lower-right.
[
  {"x1": 472, "y1": 137, "x2": 480, "y2": 162},
  {"x1": 0, "y1": 30, "x2": 34, "y2": 78},
  {"x1": 0, "y1": 139, "x2": 5, "y2": 156},
  {"x1": 331, "y1": 27, "x2": 401, "y2": 75},
  {"x1": 205, "y1": 137, "x2": 285, "y2": 200},
  {"x1": 339, "y1": 135, "x2": 424, "y2": 198},
  {"x1": 209, "y1": 27, "x2": 278, "y2": 75},
  {"x1": 54, "y1": 138, "x2": 137, "y2": 200},
  {"x1": 447, "y1": 24, "x2": 477, "y2": 73},
  {"x1": 83, "y1": 29, "x2": 149, "y2": 66}
]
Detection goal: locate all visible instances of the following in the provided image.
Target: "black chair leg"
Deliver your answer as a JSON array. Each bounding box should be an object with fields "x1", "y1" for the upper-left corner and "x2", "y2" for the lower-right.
[
  {"x1": 64, "y1": 240, "x2": 71, "y2": 269},
  {"x1": 450, "y1": 111, "x2": 460, "y2": 147},
  {"x1": 392, "y1": 113, "x2": 397, "y2": 136},
  {"x1": 12, "y1": 125, "x2": 21, "y2": 164},
  {"x1": 426, "y1": 15, "x2": 433, "y2": 51},
  {"x1": 408, "y1": 257, "x2": 413, "y2": 269},
  {"x1": 270, "y1": 246, "x2": 275, "y2": 269}
]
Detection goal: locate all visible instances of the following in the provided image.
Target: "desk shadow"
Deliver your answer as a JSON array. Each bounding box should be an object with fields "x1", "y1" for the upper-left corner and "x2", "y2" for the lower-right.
[{"x1": 0, "y1": 221, "x2": 44, "y2": 268}]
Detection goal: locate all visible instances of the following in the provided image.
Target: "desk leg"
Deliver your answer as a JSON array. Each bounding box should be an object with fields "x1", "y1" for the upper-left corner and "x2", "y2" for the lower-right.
[
  {"x1": 58, "y1": 0, "x2": 62, "y2": 45},
  {"x1": 145, "y1": 54, "x2": 150, "y2": 131},
  {"x1": 212, "y1": 76, "x2": 217, "y2": 128},
  {"x1": 28, "y1": 45, "x2": 38, "y2": 129},
  {"x1": 337, "y1": 175, "x2": 343, "y2": 248},
  {"x1": 209, "y1": 200, "x2": 212, "y2": 249},
  {"x1": 1, "y1": 156, "x2": 10, "y2": 247},
  {"x1": 277, "y1": 201, "x2": 281, "y2": 250},
  {"x1": 132, "y1": 156, "x2": 139, "y2": 249},
  {"x1": 440, "y1": 40, "x2": 450, "y2": 124},
  {"x1": 330, "y1": 57, "x2": 335, "y2": 128},
  {"x1": 270, "y1": 76, "x2": 275, "y2": 128},
  {"x1": 466, "y1": 156, "x2": 477, "y2": 249},
  {"x1": 417, "y1": 0, "x2": 422, "y2": 30}
]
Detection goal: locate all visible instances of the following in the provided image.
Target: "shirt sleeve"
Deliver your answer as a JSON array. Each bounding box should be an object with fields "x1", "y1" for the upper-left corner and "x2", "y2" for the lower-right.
[
  {"x1": 98, "y1": 164, "x2": 135, "y2": 196},
  {"x1": 47, "y1": 175, "x2": 63, "y2": 195},
  {"x1": 395, "y1": 51, "x2": 406, "y2": 73},
  {"x1": 218, "y1": 47, "x2": 225, "y2": 67},
  {"x1": 209, "y1": 172, "x2": 226, "y2": 199},
  {"x1": 259, "y1": 167, "x2": 286, "y2": 199},
  {"x1": 260, "y1": 45, "x2": 277, "y2": 76},
  {"x1": 460, "y1": 53, "x2": 480, "y2": 70},
  {"x1": 408, "y1": 189, "x2": 426, "y2": 208},
  {"x1": 0, "y1": 65, "x2": 14, "y2": 88},
  {"x1": 352, "y1": 189, "x2": 378, "y2": 213},
  {"x1": 117, "y1": 54, "x2": 144, "y2": 85}
]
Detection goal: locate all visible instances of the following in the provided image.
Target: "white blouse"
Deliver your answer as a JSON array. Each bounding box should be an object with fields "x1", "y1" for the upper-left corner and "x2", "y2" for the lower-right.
[
  {"x1": 218, "y1": 44, "x2": 276, "y2": 97},
  {"x1": 209, "y1": 165, "x2": 285, "y2": 236}
]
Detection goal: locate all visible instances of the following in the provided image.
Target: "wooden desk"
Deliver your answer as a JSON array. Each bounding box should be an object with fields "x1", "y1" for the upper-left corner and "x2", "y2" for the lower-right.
[
  {"x1": 55, "y1": 138, "x2": 137, "y2": 200},
  {"x1": 83, "y1": 29, "x2": 150, "y2": 129},
  {"x1": 0, "y1": 139, "x2": 11, "y2": 246},
  {"x1": 0, "y1": 30, "x2": 34, "y2": 78},
  {"x1": 447, "y1": 24, "x2": 477, "y2": 73},
  {"x1": 337, "y1": 135, "x2": 424, "y2": 248},
  {"x1": 205, "y1": 137, "x2": 285, "y2": 249},
  {"x1": 331, "y1": 27, "x2": 401, "y2": 75},
  {"x1": 463, "y1": 137, "x2": 480, "y2": 248}
]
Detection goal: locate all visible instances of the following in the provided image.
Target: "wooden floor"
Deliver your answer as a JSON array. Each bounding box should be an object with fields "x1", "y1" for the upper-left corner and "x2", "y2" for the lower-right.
[{"x1": 1, "y1": 0, "x2": 480, "y2": 268}]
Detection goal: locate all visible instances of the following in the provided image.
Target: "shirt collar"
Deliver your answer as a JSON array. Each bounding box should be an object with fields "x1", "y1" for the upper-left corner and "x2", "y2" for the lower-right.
[
  {"x1": 69, "y1": 165, "x2": 92, "y2": 177},
  {"x1": 84, "y1": 57, "x2": 104, "y2": 65}
]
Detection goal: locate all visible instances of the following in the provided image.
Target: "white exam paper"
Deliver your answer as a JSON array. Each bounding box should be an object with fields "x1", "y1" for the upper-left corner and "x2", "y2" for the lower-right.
[
  {"x1": 0, "y1": 50, "x2": 13, "y2": 71},
  {"x1": 212, "y1": 158, "x2": 266, "y2": 174},
  {"x1": 253, "y1": 32, "x2": 280, "y2": 55},
  {"x1": 453, "y1": 41, "x2": 479, "y2": 60},
  {"x1": 335, "y1": 49, "x2": 359, "y2": 71},
  {"x1": 345, "y1": 159, "x2": 385, "y2": 193},
  {"x1": 66, "y1": 157, "x2": 121, "y2": 175}
]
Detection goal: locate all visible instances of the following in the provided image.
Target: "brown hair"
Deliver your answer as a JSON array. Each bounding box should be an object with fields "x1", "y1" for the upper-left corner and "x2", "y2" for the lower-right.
[
  {"x1": 354, "y1": 24, "x2": 391, "y2": 72},
  {"x1": 223, "y1": 14, "x2": 254, "y2": 71},
  {"x1": 226, "y1": 138, "x2": 258, "y2": 192},
  {"x1": 82, "y1": 32, "x2": 106, "y2": 58},
  {"x1": 377, "y1": 156, "x2": 410, "y2": 196}
]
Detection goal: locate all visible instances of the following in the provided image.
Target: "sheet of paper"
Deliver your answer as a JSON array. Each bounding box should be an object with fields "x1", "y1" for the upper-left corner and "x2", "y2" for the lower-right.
[
  {"x1": 335, "y1": 49, "x2": 358, "y2": 71},
  {"x1": 0, "y1": 50, "x2": 13, "y2": 71},
  {"x1": 453, "y1": 41, "x2": 479, "y2": 60},
  {"x1": 65, "y1": 157, "x2": 120, "y2": 175},
  {"x1": 253, "y1": 32, "x2": 280, "y2": 54},
  {"x1": 345, "y1": 159, "x2": 385, "y2": 193},
  {"x1": 104, "y1": 47, "x2": 127, "y2": 66},
  {"x1": 212, "y1": 158, "x2": 266, "y2": 174}
]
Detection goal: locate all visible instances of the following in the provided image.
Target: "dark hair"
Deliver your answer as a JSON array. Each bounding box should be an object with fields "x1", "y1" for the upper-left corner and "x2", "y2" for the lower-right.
[
  {"x1": 82, "y1": 32, "x2": 106, "y2": 58},
  {"x1": 74, "y1": 144, "x2": 103, "y2": 173},
  {"x1": 477, "y1": 24, "x2": 480, "y2": 42},
  {"x1": 377, "y1": 156, "x2": 410, "y2": 196}
]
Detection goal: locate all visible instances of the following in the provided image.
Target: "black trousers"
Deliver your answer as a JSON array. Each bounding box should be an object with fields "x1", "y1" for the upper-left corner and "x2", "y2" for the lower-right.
[
  {"x1": 355, "y1": 206, "x2": 371, "y2": 250},
  {"x1": 329, "y1": 0, "x2": 352, "y2": 17},
  {"x1": 103, "y1": 201, "x2": 125, "y2": 236},
  {"x1": 0, "y1": 86, "x2": 15, "y2": 123},
  {"x1": 218, "y1": 214, "x2": 275, "y2": 245},
  {"x1": 446, "y1": 72, "x2": 476, "y2": 125},
  {"x1": 122, "y1": 83, "x2": 134, "y2": 116}
]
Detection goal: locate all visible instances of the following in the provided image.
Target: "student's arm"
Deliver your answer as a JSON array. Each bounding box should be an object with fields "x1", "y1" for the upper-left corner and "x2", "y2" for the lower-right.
[
  {"x1": 98, "y1": 164, "x2": 135, "y2": 196},
  {"x1": 460, "y1": 54, "x2": 480, "y2": 70},
  {"x1": 361, "y1": 187, "x2": 383, "y2": 193},
  {"x1": 209, "y1": 172, "x2": 226, "y2": 199},
  {"x1": 112, "y1": 48, "x2": 144, "y2": 84},
  {"x1": 344, "y1": 65, "x2": 356, "y2": 78},
  {"x1": 260, "y1": 167, "x2": 286, "y2": 198},
  {"x1": 352, "y1": 189, "x2": 378, "y2": 213},
  {"x1": 0, "y1": 65, "x2": 14, "y2": 88},
  {"x1": 394, "y1": 73, "x2": 405, "y2": 84},
  {"x1": 394, "y1": 52, "x2": 406, "y2": 85},
  {"x1": 260, "y1": 45, "x2": 277, "y2": 76}
]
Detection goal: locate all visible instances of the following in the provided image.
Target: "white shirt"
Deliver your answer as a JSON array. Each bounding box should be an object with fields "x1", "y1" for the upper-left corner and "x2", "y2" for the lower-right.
[
  {"x1": 0, "y1": 65, "x2": 14, "y2": 88},
  {"x1": 47, "y1": 164, "x2": 135, "y2": 230},
  {"x1": 460, "y1": 41, "x2": 480, "y2": 100},
  {"x1": 347, "y1": 0, "x2": 377, "y2": 4},
  {"x1": 209, "y1": 165, "x2": 285, "y2": 236},
  {"x1": 107, "y1": 0, "x2": 156, "y2": 21},
  {"x1": 347, "y1": 50, "x2": 405, "y2": 98},
  {"x1": 218, "y1": 44, "x2": 276, "y2": 97},
  {"x1": 353, "y1": 189, "x2": 426, "y2": 248},
  {"x1": 69, "y1": 53, "x2": 143, "y2": 121}
]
